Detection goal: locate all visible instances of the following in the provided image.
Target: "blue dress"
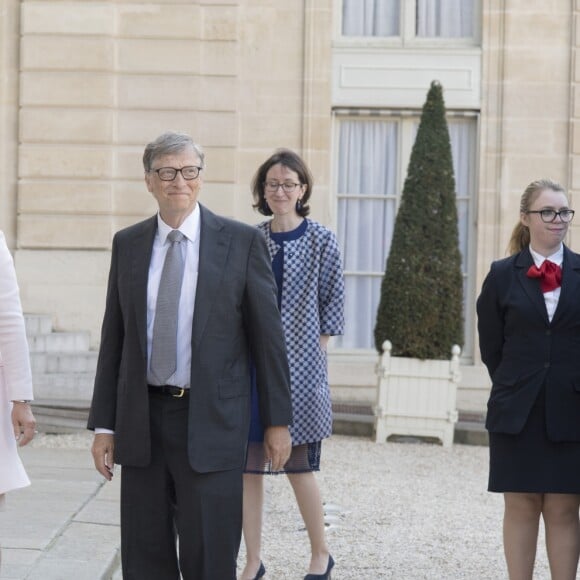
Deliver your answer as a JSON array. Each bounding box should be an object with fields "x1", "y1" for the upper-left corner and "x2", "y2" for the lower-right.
[{"x1": 246, "y1": 220, "x2": 324, "y2": 474}]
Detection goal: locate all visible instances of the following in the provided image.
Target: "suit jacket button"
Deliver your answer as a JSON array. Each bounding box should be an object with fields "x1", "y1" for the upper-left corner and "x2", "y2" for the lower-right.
[
  {"x1": 544, "y1": 362, "x2": 550, "y2": 368},
  {"x1": 546, "y1": 330, "x2": 551, "y2": 336}
]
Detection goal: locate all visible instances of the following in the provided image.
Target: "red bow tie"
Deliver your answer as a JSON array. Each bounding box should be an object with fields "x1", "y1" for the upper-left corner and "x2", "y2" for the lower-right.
[{"x1": 526, "y1": 260, "x2": 562, "y2": 293}]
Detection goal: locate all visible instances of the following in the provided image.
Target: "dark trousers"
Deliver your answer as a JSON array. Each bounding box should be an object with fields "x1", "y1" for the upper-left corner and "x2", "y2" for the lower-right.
[{"x1": 120, "y1": 392, "x2": 242, "y2": 580}]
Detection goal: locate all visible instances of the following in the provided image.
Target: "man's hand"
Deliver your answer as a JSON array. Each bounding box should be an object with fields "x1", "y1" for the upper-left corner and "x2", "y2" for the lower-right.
[
  {"x1": 263, "y1": 425, "x2": 291, "y2": 472},
  {"x1": 11, "y1": 402, "x2": 36, "y2": 447},
  {"x1": 91, "y1": 433, "x2": 115, "y2": 481}
]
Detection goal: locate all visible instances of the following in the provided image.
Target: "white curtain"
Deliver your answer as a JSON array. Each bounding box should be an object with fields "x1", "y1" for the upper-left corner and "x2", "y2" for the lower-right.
[
  {"x1": 447, "y1": 119, "x2": 475, "y2": 271},
  {"x1": 416, "y1": 0, "x2": 474, "y2": 38},
  {"x1": 335, "y1": 120, "x2": 398, "y2": 349},
  {"x1": 336, "y1": 116, "x2": 476, "y2": 351},
  {"x1": 342, "y1": 0, "x2": 400, "y2": 37}
]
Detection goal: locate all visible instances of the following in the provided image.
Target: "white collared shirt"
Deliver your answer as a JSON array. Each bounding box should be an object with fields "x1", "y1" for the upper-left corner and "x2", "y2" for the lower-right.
[
  {"x1": 147, "y1": 206, "x2": 201, "y2": 388},
  {"x1": 529, "y1": 244, "x2": 563, "y2": 322},
  {"x1": 95, "y1": 206, "x2": 201, "y2": 434}
]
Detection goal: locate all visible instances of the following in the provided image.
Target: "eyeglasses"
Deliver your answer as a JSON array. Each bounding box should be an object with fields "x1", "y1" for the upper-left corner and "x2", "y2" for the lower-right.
[
  {"x1": 526, "y1": 209, "x2": 575, "y2": 223},
  {"x1": 264, "y1": 181, "x2": 302, "y2": 194},
  {"x1": 150, "y1": 166, "x2": 202, "y2": 181}
]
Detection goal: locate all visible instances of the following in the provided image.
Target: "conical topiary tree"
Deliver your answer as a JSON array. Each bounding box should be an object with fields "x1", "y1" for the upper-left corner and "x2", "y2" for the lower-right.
[{"x1": 374, "y1": 81, "x2": 463, "y2": 359}]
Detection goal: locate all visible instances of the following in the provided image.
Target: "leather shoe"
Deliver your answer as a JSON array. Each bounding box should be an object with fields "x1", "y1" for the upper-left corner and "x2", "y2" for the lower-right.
[
  {"x1": 253, "y1": 561, "x2": 266, "y2": 580},
  {"x1": 304, "y1": 555, "x2": 334, "y2": 580}
]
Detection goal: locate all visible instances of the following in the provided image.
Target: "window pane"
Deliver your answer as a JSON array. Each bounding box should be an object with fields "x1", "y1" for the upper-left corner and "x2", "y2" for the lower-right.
[
  {"x1": 335, "y1": 119, "x2": 398, "y2": 349},
  {"x1": 447, "y1": 118, "x2": 477, "y2": 358},
  {"x1": 342, "y1": 0, "x2": 400, "y2": 37},
  {"x1": 335, "y1": 115, "x2": 477, "y2": 353},
  {"x1": 416, "y1": 0, "x2": 474, "y2": 38},
  {"x1": 447, "y1": 118, "x2": 476, "y2": 275}
]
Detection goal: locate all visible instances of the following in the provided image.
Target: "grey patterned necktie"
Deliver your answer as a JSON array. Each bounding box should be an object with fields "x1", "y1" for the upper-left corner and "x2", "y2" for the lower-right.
[{"x1": 150, "y1": 230, "x2": 185, "y2": 384}]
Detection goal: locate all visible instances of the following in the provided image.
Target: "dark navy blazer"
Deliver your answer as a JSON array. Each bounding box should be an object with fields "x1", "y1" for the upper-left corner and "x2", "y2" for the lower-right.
[{"x1": 477, "y1": 245, "x2": 580, "y2": 440}]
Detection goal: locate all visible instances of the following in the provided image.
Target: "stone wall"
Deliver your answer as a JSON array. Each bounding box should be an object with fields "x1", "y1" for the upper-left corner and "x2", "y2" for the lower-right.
[{"x1": 9, "y1": 0, "x2": 332, "y2": 346}]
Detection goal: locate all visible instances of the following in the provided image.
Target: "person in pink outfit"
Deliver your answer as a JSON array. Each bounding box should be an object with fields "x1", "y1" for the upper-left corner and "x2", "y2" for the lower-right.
[{"x1": 0, "y1": 231, "x2": 36, "y2": 567}]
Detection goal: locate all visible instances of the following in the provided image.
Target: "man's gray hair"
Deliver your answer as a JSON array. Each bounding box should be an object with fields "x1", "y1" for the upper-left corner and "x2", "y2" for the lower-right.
[{"x1": 143, "y1": 131, "x2": 205, "y2": 171}]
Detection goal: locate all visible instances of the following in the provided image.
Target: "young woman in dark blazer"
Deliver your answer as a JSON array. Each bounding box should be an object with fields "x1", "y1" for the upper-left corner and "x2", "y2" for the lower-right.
[{"x1": 477, "y1": 178, "x2": 580, "y2": 580}]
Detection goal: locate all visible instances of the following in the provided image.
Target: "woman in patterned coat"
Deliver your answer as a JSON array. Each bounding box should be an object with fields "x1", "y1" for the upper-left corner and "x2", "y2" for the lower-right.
[
  {"x1": 0, "y1": 231, "x2": 36, "y2": 568},
  {"x1": 240, "y1": 150, "x2": 344, "y2": 580}
]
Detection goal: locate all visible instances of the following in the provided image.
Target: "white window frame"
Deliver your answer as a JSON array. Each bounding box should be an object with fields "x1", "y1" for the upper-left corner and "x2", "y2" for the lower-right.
[
  {"x1": 334, "y1": 0, "x2": 482, "y2": 47},
  {"x1": 332, "y1": 109, "x2": 479, "y2": 362}
]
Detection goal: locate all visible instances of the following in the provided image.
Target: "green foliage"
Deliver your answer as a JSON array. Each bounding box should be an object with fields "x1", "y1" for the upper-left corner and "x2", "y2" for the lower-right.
[{"x1": 374, "y1": 81, "x2": 464, "y2": 359}]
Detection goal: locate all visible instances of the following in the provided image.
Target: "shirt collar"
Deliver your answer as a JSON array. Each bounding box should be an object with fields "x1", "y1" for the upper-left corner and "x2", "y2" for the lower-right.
[
  {"x1": 529, "y1": 243, "x2": 564, "y2": 268},
  {"x1": 156, "y1": 204, "x2": 200, "y2": 244}
]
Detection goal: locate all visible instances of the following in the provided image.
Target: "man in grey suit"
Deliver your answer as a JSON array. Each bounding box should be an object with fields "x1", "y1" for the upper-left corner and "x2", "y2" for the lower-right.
[{"x1": 88, "y1": 131, "x2": 292, "y2": 580}]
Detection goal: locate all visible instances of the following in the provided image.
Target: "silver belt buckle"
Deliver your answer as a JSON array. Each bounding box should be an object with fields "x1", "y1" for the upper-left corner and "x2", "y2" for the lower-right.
[{"x1": 172, "y1": 387, "x2": 185, "y2": 398}]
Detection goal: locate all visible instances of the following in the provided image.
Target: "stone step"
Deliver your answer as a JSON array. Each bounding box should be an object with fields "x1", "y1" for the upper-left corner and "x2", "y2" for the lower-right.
[
  {"x1": 332, "y1": 401, "x2": 488, "y2": 446},
  {"x1": 24, "y1": 313, "x2": 53, "y2": 336},
  {"x1": 30, "y1": 351, "x2": 98, "y2": 374},
  {"x1": 32, "y1": 373, "x2": 95, "y2": 401},
  {"x1": 27, "y1": 331, "x2": 91, "y2": 353},
  {"x1": 454, "y1": 420, "x2": 489, "y2": 446},
  {"x1": 30, "y1": 400, "x2": 90, "y2": 434}
]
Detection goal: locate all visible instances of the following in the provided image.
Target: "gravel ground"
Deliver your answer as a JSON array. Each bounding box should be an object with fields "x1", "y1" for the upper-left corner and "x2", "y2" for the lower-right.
[{"x1": 31, "y1": 433, "x2": 552, "y2": 579}]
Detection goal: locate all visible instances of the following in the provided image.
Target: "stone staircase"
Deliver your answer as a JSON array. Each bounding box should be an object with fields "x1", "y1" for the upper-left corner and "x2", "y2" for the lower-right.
[{"x1": 25, "y1": 314, "x2": 96, "y2": 433}]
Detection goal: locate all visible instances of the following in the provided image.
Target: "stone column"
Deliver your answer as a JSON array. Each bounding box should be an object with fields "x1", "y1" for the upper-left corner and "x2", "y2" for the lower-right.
[
  {"x1": 0, "y1": 0, "x2": 19, "y2": 247},
  {"x1": 569, "y1": 0, "x2": 580, "y2": 249},
  {"x1": 301, "y1": 0, "x2": 333, "y2": 224}
]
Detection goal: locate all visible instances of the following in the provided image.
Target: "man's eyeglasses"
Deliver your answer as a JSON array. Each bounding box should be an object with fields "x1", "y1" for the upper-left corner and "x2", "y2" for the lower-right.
[
  {"x1": 264, "y1": 181, "x2": 302, "y2": 194},
  {"x1": 150, "y1": 166, "x2": 202, "y2": 181},
  {"x1": 526, "y1": 209, "x2": 575, "y2": 223}
]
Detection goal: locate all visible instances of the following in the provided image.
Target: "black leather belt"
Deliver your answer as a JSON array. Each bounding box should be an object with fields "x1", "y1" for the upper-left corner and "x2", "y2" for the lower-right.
[{"x1": 148, "y1": 385, "x2": 189, "y2": 398}]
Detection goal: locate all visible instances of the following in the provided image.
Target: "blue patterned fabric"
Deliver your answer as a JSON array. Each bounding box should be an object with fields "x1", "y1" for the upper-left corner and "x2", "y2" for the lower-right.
[
  {"x1": 270, "y1": 219, "x2": 308, "y2": 308},
  {"x1": 257, "y1": 219, "x2": 345, "y2": 445}
]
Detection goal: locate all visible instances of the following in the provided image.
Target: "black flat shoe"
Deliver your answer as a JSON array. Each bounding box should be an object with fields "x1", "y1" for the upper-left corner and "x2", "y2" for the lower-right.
[
  {"x1": 253, "y1": 561, "x2": 266, "y2": 580},
  {"x1": 304, "y1": 555, "x2": 334, "y2": 580}
]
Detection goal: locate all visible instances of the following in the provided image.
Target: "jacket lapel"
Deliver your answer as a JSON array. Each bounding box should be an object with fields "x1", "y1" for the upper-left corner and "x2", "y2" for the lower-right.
[
  {"x1": 516, "y1": 247, "x2": 550, "y2": 323},
  {"x1": 258, "y1": 221, "x2": 278, "y2": 259},
  {"x1": 191, "y1": 205, "x2": 231, "y2": 347},
  {"x1": 132, "y1": 216, "x2": 157, "y2": 357},
  {"x1": 551, "y1": 245, "x2": 580, "y2": 326}
]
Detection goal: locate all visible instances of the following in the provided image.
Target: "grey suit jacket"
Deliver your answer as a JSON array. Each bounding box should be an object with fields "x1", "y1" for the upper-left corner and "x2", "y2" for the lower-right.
[{"x1": 88, "y1": 205, "x2": 293, "y2": 472}]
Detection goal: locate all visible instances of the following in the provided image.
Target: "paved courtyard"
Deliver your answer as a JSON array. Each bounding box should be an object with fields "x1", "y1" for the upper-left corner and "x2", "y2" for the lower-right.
[{"x1": 0, "y1": 433, "x2": 553, "y2": 579}]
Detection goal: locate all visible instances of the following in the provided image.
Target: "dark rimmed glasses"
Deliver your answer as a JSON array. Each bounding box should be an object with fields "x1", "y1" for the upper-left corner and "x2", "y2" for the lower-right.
[
  {"x1": 264, "y1": 181, "x2": 302, "y2": 194},
  {"x1": 150, "y1": 166, "x2": 202, "y2": 181},
  {"x1": 526, "y1": 209, "x2": 575, "y2": 223}
]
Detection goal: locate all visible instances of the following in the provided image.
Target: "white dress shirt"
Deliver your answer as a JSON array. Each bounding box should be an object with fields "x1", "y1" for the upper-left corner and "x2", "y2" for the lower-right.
[
  {"x1": 529, "y1": 244, "x2": 563, "y2": 323},
  {"x1": 147, "y1": 208, "x2": 200, "y2": 388},
  {"x1": 95, "y1": 206, "x2": 200, "y2": 434}
]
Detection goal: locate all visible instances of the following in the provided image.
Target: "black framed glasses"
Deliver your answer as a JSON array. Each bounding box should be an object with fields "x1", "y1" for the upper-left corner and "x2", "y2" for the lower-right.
[
  {"x1": 150, "y1": 166, "x2": 202, "y2": 181},
  {"x1": 264, "y1": 181, "x2": 302, "y2": 194},
  {"x1": 526, "y1": 209, "x2": 575, "y2": 223}
]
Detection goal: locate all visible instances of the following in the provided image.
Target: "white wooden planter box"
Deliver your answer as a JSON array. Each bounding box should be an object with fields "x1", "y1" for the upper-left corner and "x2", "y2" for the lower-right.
[{"x1": 374, "y1": 341, "x2": 461, "y2": 447}]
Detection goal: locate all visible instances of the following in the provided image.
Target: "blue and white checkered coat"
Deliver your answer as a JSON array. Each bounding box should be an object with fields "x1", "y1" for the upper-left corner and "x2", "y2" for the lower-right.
[{"x1": 258, "y1": 219, "x2": 345, "y2": 445}]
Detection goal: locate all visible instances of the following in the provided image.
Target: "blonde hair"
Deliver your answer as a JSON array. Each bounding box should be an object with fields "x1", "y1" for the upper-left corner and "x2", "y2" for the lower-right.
[{"x1": 507, "y1": 178, "x2": 567, "y2": 255}]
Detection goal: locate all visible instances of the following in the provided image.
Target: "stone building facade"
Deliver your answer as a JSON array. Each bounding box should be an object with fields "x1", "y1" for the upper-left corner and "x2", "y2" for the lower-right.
[{"x1": 0, "y1": 0, "x2": 578, "y2": 414}]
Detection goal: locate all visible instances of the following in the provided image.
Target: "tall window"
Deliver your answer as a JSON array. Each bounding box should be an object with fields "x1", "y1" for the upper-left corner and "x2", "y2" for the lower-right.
[
  {"x1": 334, "y1": 113, "x2": 477, "y2": 359},
  {"x1": 336, "y1": 120, "x2": 398, "y2": 350},
  {"x1": 341, "y1": 0, "x2": 478, "y2": 41}
]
